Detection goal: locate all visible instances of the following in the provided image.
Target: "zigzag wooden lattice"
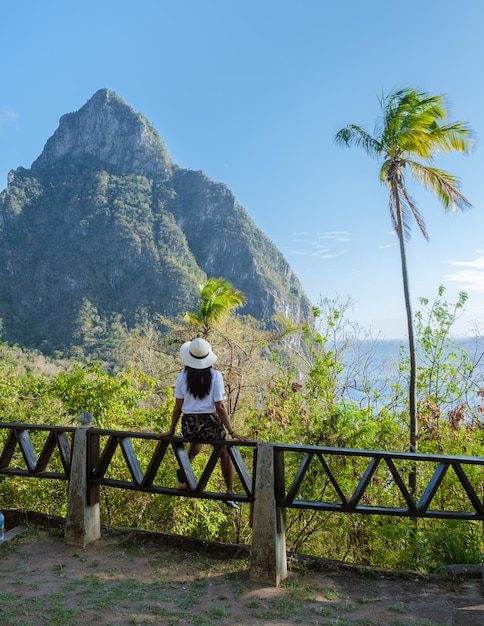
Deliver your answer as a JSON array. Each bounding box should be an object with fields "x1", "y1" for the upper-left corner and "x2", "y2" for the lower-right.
[
  {"x1": 276, "y1": 446, "x2": 484, "y2": 520},
  {"x1": 0, "y1": 424, "x2": 73, "y2": 479},
  {"x1": 87, "y1": 430, "x2": 255, "y2": 507}
]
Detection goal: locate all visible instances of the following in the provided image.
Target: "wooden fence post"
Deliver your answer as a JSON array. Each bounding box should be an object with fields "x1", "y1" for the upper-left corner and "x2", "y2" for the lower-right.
[
  {"x1": 64, "y1": 412, "x2": 101, "y2": 547},
  {"x1": 250, "y1": 443, "x2": 287, "y2": 586}
]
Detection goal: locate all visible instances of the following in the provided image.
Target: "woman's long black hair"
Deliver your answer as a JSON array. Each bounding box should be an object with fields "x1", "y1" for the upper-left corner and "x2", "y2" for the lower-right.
[{"x1": 185, "y1": 366, "x2": 213, "y2": 399}]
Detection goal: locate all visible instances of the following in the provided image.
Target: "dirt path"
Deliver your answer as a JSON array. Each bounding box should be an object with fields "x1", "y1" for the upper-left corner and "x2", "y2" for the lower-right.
[{"x1": 0, "y1": 526, "x2": 483, "y2": 625}]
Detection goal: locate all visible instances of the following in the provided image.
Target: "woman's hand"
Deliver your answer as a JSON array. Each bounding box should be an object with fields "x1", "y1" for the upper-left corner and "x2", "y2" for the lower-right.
[
  {"x1": 156, "y1": 431, "x2": 174, "y2": 439},
  {"x1": 229, "y1": 431, "x2": 251, "y2": 442}
]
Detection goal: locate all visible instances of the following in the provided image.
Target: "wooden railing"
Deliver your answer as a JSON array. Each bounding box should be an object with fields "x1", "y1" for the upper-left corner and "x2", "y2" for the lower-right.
[
  {"x1": 0, "y1": 423, "x2": 74, "y2": 480},
  {"x1": 273, "y1": 444, "x2": 484, "y2": 521},
  {"x1": 1, "y1": 419, "x2": 483, "y2": 586},
  {"x1": 86, "y1": 429, "x2": 257, "y2": 507}
]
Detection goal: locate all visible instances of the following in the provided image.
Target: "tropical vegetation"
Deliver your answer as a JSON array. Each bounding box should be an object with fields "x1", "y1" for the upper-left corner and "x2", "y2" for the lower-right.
[
  {"x1": 0, "y1": 281, "x2": 482, "y2": 573},
  {"x1": 183, "y1": 277, "x2": 246, "y2": 337}
]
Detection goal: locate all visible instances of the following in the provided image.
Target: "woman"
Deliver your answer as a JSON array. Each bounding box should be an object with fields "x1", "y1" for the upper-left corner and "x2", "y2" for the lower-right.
[{"x1": 160, "y1": 337, "x2": 248, "y2": 509}]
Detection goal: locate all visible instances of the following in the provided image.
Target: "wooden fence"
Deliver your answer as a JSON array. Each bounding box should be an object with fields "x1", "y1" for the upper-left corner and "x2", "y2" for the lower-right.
[{"x1": 0, "y1": 415, "x2": 483, "y2": 586}]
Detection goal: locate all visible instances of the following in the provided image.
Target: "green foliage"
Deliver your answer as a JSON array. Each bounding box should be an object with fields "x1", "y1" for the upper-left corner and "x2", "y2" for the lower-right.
[
  {"x1": 0, "y1": 290, "x2": 483, "y2": 572},
  {"x1": 0, "y1": 99, "x2": 312, "y2": 356},
  {"x1": 0, "y1": 345, "x2": 67, "y2": 424},
  {"x1": 394, "y1": 286, "x2": 484, "y2": 452},
  {"x1": 414, "y1": 287, "x2": 477, "y2": 418},
  {"x1": 50, "y1": 363, "x2": 156, "y2": 428},
  {"x1": 0, "y1": 170, "x2": 43, "y2": 217},
  {"x1": 183, "y1": 277, "x2": 246, "y2": 337}
]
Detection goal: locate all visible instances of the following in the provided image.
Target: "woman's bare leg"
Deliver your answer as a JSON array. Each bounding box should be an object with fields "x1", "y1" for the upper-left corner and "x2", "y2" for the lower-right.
[
  {"x1": 220, "y1": 448, "x2": 234, "y2": 492},
  {"x1": 177, "y1": 442, "x2": 204, "y2": 487},
  {"x1": 188, "y1": 442, "x2": 203, "y2": 461}
]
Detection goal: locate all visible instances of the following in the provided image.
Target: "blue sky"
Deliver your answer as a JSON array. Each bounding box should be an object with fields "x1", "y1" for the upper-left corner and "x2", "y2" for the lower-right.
[{"x1": 1, "y1": 0, "x2": 483, "y2": 338}]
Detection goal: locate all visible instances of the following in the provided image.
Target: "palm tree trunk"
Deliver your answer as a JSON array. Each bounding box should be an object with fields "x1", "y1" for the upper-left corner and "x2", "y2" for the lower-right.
[{"x1": 392, "y1": 182, "x2": 418, "y2": 493}]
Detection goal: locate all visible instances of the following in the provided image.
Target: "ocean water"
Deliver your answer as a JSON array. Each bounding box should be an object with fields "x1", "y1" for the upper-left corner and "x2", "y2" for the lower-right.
[{"x1": 339, "y1": 337, "x2": 484, "y2": 415}]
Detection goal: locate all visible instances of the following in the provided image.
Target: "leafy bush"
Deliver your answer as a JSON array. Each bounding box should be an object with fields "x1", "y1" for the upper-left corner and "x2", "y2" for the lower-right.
[{"x1": 0, "y1": 289, "x2": 483, "y2": 571}]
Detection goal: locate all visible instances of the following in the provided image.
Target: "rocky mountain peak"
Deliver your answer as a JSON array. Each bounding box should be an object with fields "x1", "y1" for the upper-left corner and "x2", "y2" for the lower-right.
[
  {"x1": 32, "y1": 88, "x2": 173, "y2": 178},
  {"x1": 0, "y1": 89, "x2": 312, "y2": 353}
]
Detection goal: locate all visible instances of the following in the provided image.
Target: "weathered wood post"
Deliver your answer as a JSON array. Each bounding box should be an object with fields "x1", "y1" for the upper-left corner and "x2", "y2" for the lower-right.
[
  {"x1": 64, "y1": 412, "x2": 101, "y2": 547},
  {"x1": 250, "y1": 443, "x2": 287, "y2": 586}
]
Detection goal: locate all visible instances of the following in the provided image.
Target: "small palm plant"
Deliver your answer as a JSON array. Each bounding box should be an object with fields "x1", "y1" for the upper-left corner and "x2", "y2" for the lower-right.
[{"x1": 184, "y1": 277, "x2": 246, "y2": 337}]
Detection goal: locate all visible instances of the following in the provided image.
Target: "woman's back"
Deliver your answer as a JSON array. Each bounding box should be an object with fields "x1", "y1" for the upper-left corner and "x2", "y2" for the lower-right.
[{"x1": 175, "y1": 367, "x2": 225, "y2": 415}]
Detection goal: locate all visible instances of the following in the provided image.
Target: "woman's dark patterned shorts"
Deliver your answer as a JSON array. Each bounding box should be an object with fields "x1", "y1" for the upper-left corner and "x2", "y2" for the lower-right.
[{"x1": 181, "y1": 413, "x2": 227, "y2": 442}]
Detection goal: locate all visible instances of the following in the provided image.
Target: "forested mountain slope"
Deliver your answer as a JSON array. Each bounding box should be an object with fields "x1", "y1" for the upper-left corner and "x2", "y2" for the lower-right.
[{"x1": 0, "y1": 89, "x2": 312, "y2": 353}]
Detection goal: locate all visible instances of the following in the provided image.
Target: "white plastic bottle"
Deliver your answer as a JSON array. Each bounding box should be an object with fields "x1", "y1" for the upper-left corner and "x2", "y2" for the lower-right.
[{"x1": 0, "y1": 510, "x2": 4, "y2": 542}]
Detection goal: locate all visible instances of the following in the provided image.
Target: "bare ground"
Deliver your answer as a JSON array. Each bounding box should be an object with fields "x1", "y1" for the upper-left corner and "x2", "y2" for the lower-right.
[{"x1": 0, "y1": 522, "x2": 483, "y2": 626}]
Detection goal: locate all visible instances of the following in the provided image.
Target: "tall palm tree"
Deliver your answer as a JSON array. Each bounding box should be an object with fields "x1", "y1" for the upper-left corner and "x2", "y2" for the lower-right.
[
  {"x1": 184, "y1": 277, "x2": 246, "y2": 337},
  {"x1": 335, "y1": 88, "x2": 474, "y2": 473}
]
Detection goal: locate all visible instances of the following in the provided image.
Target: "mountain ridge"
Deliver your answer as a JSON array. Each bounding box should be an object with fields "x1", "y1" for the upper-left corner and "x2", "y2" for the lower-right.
[{"x1": 0, "y1": 89, "x2": 312, "y2": 353}]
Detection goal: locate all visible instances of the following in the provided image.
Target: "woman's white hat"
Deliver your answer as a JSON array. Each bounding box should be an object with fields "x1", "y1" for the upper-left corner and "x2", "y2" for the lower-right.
[{"x1": 180, "y1": 338, "x2": 218, "y2": 369}]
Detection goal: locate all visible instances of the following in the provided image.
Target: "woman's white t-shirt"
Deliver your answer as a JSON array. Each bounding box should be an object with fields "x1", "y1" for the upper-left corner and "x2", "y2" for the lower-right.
[{"x1": 174, "y1": 368, "x2": 225, "y2": 414}]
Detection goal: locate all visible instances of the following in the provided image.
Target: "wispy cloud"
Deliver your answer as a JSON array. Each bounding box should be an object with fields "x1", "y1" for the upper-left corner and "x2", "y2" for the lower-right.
[
  {"x1": 289, "y1": 230, "x2": 350, "y2": 258},
  {"x1": 293, "y1": 230, "x2": 350, "y2": 238},
  {"x1": 318, "y1": 231, "x2": 351, "y2": 242},
  {"x1": 445, "y1": 255, "x2": 484, "y2": 293},
  {"x1": 0, "y1": 109, "x2": 19, "y2": 126},
  {"x1": 379, "y1": 243, "x2": 397, "y2": 249},
  {"x1": 312, "y1": 249, "x2": 339, "y2": 258}
]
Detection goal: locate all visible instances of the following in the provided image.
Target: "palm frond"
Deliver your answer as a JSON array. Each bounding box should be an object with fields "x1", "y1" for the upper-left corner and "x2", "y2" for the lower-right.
[
  {"x1": 334, "y1": 125, "x2": 382, "y2": 157},
  {"x1": 427, "y1": 121, "x2": 476, "y2": 153},
  {"x1": 400, "y1": 185, "x2": 429, "y2": 240},
  {"x1": 381, "y1": 90, "x2": 473, "y2": 161},
  {"x1": 183, "y1": 311, "x2": 204, "y2": 328},
  {"x1": 184, "y1": 277, "x2": 246, "y2": 334},
  {"x1": 387, "y1": 179, "x2": 424, "y2": 242},
  {"x1": 388, "y1": 190, "x2": 399, "y2": 234},
  {"x1": 408, "y1": 162, "x2": 472, "y2": 212}
]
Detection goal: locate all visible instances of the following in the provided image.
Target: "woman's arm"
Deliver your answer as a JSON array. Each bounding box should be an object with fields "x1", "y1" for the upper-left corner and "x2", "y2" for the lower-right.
[
  {"x1": 157, "y1": 397, "x2": 184, "y2": 437},
  {"x1": 215, "y1": 400, "x2": 249, "y2": 441}
]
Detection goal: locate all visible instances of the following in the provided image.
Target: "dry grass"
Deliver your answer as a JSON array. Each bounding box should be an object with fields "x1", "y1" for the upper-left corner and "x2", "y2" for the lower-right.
[{"x1": 0, "y1": 525, "x2": 482, "y2": 625}]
